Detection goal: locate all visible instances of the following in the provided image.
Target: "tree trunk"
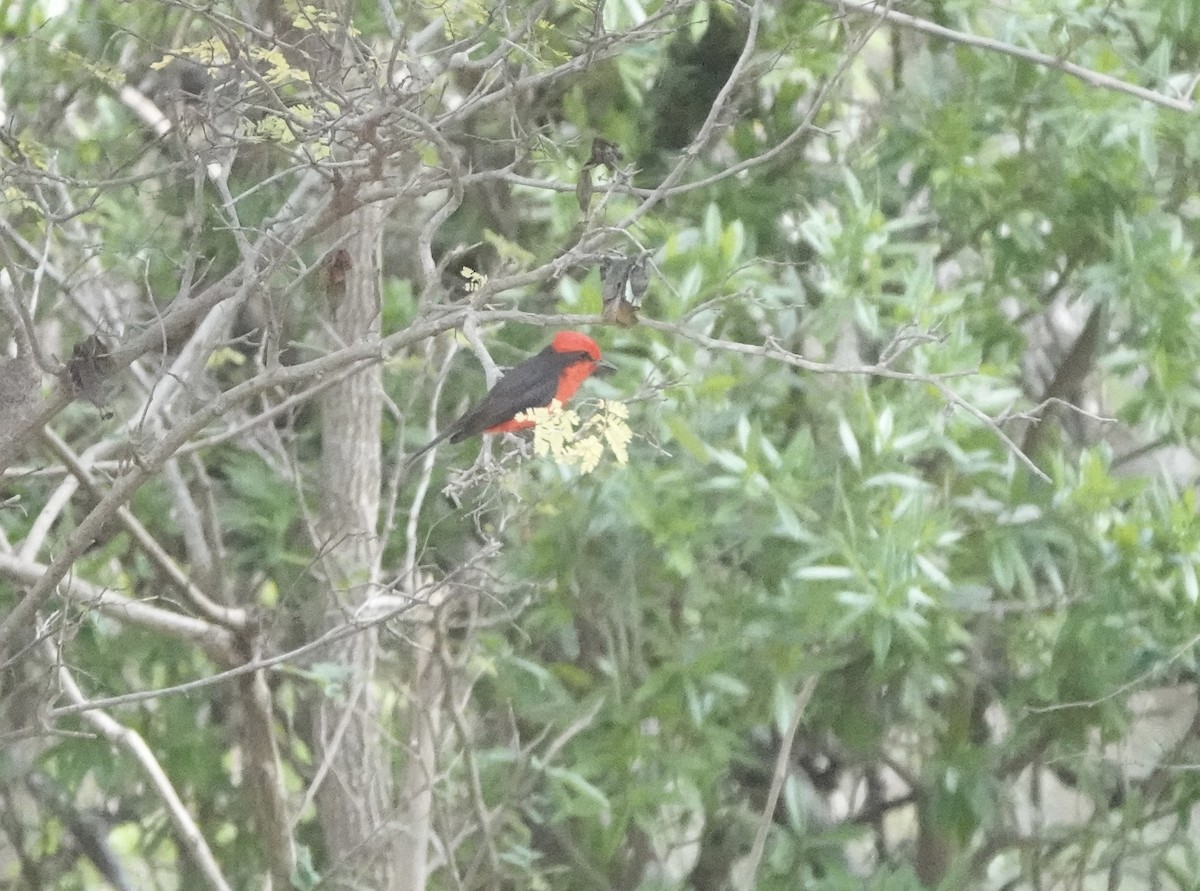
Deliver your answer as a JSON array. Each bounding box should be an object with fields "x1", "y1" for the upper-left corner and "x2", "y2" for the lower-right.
[{"x1": 308, "y1": 203, "x2": 397, "y2": 889}]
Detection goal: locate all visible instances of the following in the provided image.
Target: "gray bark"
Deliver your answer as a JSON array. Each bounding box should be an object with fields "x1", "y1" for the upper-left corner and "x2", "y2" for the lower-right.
[{"x1": 309, "y1": 202, "x2": 396, "y2": 889}]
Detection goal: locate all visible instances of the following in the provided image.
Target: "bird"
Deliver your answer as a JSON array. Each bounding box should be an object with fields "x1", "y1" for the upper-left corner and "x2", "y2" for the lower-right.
[{"x1": 406, "y1": 331, "x2": 615, "y2": 466}]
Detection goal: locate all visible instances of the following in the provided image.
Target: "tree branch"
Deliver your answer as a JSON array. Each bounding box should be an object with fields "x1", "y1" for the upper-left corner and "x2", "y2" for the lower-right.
[
  {"x1": 745, "y1": 676, "x2": 819, "y2": 885},
  {"x1": 41, "y1": 429, "x2": 248, "y2": 628},
  {"x1": 0, "y1": 553, "x2": 239, "y2": 665},
  {"x1": 43, "y1": 635, "x2": 235, "y2": 891},
  {"x1": 815, "y1": 0, "x2": 1195, "y2": 113}
]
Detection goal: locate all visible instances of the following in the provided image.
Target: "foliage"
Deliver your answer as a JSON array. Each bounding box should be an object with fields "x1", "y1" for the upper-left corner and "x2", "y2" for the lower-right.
[{"x1": 3, "y1": 0, "x2": 1200, "y2": 889}]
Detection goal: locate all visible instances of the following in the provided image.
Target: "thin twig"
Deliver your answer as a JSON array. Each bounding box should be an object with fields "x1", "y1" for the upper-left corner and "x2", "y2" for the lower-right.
[
  {"x1": 637, "y1": 319, "x2": 1051, "y2": 482},
  {"x1": 43, "y1": 634, "x2": 235, "y2": 891},
  {"x1": 2, "y1": 578, "x2": 444, "y2": 730},
  {"x1": 1027, "y1": 629, "x2": 1200, "y2": 714},
  {"x1": 619, "y1": 0, "x2": 767, "y2": 229},
  {"x1": 816, "y1": 0, "x2": 1195, "y2": 112},
  {"x1": 41, "y1": 429, "x2": 249, "y2": 628},
  {"x1": 745, "y1": 675, "x2": 819, "y2": 885},
  {"x1": 0, "y1": 552, "x2": 239, "y2": 664},
  {"x1": 405, "y1": 342, "x2": 459, "y2": 588}
]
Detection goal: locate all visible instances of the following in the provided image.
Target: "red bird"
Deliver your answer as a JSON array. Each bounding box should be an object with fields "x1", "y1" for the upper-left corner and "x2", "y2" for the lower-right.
[{"x1": 407, "y1": 331, "x2": 615, "y2": 465}]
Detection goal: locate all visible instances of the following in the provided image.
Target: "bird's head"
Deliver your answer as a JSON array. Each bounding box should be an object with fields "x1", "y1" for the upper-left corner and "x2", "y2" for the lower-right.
[{"x1": 551, "y1": 330, "x2": 615, "y2": 376}]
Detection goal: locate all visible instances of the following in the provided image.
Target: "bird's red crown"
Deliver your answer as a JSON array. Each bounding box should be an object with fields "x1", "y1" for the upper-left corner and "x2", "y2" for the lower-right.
[{"x1": 551, "y1": 330, "x2": 602, "y2": 360}]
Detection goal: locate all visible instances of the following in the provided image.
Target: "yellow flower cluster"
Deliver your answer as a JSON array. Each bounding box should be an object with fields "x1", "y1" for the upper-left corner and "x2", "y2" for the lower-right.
[{"x1": 516, "y1": 400, "x2": 632, "y2": 474}]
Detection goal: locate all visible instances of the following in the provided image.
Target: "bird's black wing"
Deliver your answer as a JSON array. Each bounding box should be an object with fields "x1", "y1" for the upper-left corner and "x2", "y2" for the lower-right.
[{"x1": 449, "y1": 347, "x2": 576, "y2": 442}]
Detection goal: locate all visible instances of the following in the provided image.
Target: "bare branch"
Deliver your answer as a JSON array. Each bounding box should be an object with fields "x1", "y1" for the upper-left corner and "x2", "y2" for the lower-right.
[
  {"x1": 745, "y1": 675, "x2": 819, "y2": 887},
  {"x1": 620, "y1": 0, "x2": 768, "y2": 227},
  {"x1": 0, "y1": 553, "x2": 239, "y2": 665},
  {"x1": 404, "y1": 343, "x2": 460, "y2": 586},
  {"x1": 635, "y1": 318, "x2": 1053, "y2": 482},
  {"x1": 0, "y1": 580, "x2": 444, "y2": 733},
  {"x1": 41, "y1": 429, "x2": 249, "y2": 628},
  {"x1": 815, "y1": 0, "x2": 1195, "y2": 112},
  {"x1": 43, "y1": 635, "x2": 236, "y2": 891}
]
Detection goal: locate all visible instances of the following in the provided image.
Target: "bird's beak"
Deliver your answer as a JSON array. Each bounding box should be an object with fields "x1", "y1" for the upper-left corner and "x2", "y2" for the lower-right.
[{"x1": 594, "y1": 359, "x2": 617, "y2": 377}]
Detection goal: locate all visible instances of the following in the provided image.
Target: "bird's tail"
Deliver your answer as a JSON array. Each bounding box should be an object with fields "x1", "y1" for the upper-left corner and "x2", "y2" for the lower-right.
[{"x1": 403, "y1": 428, "x2": 454, "y2": 470}]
